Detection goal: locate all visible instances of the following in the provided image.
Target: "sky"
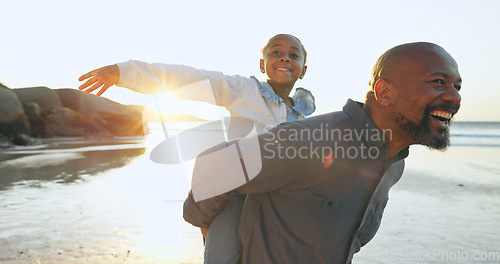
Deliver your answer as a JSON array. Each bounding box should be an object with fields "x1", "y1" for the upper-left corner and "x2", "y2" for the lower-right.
[{"x1": 1, "y1": 0, "x2": 499, "y2": 121}]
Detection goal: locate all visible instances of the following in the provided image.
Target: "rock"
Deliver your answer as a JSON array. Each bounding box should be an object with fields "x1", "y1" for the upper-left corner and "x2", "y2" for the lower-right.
[
  {"x1": 0, "y1": 84, "x2": 31, "y2": 139},
  {"x1": 0, "y1": 85, "x2": 146, "y2": 145},
  {"x1": 43, "y1": 106, "x2": 112, "y2": 137},
  {"x1": 0, "y1": 132, "x2": 14, "y2": 148},
  {"x1": 43, "y1": 106, "x2": 84, "y2": 137},
  {"x1": 55, "y1": 89, "x2": 146, "y2": 136},
  {"x1": 11, "y1": 133, "x2": 43, "y2": 146},
  {"x1": 23, "y1": 102, "x2": 41, "y2": 117},
  {"x1": 12, "y1": 86, "x2": 62, "y2": 113},
  {"x1": 22, "y1": 102, "x2": 47, "y2": 137},
  {"x1": 55, "y1": 88, "x2": 134, "y2": 117}
]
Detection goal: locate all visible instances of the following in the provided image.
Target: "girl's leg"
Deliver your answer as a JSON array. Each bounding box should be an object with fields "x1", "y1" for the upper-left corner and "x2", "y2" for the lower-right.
[{"x1": 203, "y1": 192, "x2": 244, "y2": 264}]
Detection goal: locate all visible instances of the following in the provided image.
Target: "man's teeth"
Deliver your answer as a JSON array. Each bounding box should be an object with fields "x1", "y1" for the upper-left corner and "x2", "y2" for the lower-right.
[
  {"x1": 431, "y1": 111, "x2": 452, "y2": 119},
  {"x1": 431, "y1": 110, "x2": 452, "y2": 124},
  {"x1": 277, "y1": 68, "x2": 290, "y2": 72}
]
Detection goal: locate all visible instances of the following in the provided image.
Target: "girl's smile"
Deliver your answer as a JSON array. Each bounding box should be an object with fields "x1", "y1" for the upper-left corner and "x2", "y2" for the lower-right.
[{"x1": 260, "y1": 35, "x2": 307, "y2": 97}]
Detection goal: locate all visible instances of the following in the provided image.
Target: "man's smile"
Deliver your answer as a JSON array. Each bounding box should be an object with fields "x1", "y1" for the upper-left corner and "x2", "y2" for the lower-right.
[{"x1": 430, "y1": 109, "x2": 454, "y2": 128}]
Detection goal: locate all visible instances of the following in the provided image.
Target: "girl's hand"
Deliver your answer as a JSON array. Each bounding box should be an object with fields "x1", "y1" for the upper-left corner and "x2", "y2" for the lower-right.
[{"x1": 78, "y1": 64, "x2": 119, "y2": 96}]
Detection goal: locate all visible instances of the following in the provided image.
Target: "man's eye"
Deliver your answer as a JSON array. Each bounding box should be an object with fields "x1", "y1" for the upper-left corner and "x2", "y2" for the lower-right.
[
  {"x1": 272, "y1": 50, "x2": 280, "y2": 55},
  {"x1": 433, "y1": 79, "x2": 444, "y2": 85},
  {"x1": 291, "y1": 53, "x2": 300, "y2": 58}
]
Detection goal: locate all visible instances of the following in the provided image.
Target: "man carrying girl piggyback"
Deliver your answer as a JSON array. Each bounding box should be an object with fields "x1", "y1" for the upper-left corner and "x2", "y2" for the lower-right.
[{"x1": 79, "y1": 34, "x2": 315, "y2": 263}]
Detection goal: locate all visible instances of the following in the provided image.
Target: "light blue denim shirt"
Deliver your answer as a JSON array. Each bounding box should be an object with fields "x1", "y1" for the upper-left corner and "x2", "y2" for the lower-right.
[{"x1": 253, "y1": 76, "x2": 316, "y2": 122}]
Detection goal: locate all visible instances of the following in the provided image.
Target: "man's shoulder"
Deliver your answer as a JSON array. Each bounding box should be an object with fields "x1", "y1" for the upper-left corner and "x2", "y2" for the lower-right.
[
  {"x1": 294, "y1": 99, "x2": 364, "y2": 126},
  {"x1": 292, "y1": 110, "x2": 353, "y2": 129}
]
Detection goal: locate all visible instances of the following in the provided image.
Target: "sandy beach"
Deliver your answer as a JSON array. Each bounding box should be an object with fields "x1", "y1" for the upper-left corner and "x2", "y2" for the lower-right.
[
  {"x1": 0, "y1": 131, "x2": 499, "y2": 263},
  {"x1": 354, "y1": 146, "x2": 500, "y2": 263}
]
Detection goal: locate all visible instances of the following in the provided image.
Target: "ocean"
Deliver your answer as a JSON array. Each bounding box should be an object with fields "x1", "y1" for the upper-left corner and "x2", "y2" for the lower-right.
[
  {"x1": 450, "y1": 122, "x2": 500, "y2": 147},
  {"x1": 0, "y1": 121, "x2": 499, "y2": 263}
]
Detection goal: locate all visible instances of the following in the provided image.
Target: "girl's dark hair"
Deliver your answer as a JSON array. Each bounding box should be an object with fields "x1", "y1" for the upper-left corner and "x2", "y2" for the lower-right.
[{"x1": 262, "y1": 34, "x2": 307, "y2": 64}]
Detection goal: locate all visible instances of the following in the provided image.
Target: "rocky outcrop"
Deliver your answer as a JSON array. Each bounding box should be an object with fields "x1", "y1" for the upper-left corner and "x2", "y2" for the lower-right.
[
  {"x1": 0, "y1": 132, "x2": 14, "y2": 148},
  {"x1": 0, "y1": 84, "x2": 147, "y2": 147},
  {"x1": 13, "y1": 86, "x2": 62, "y2": 113},
  {"x1": 55, "y1": 89, "x2": 145, "y2": 136},
  {"x1": 21, "y1": 102, "x2": 46, "y2": 137},
  {"x1": 0, "y1": 84, "x2": 31, "y2": 141},
  {"x1": 43, "y1": 106, "x2": 113, "y2": 137}
]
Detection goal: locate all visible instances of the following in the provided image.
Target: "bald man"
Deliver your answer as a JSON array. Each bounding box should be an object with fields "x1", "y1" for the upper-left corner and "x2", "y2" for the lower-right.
[{"x1": 184, "y1": 42, "x2": 462, "y2": 264}]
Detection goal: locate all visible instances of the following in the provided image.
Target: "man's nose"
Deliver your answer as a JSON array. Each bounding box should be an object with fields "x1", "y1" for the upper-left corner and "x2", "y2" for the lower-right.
[{"x1": 442, "y1": 84, "x2": 461, "y2": 105}]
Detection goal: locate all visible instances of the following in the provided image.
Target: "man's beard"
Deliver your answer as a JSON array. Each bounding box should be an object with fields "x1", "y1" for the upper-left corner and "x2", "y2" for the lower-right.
[{"x1": 396, "y1": 105, "x2": 450, "y2": 150}]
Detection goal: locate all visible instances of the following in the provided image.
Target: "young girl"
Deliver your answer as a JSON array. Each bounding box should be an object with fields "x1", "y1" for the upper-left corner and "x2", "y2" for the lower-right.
[{"x1": 78, "y1": 34, "x2": 315, "y2": 264}]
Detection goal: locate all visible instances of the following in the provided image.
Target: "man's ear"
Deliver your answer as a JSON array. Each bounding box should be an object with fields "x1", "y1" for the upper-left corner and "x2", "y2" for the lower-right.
[
  {"x1": 299, "y1": 65, "x2": 307, "y2": 79},
  {"x1": 373, "y1": 79, "x2": 391, "y2": 106},
  {"x1": 260, "y1": 59, "x2": 265, "y2": 73}
]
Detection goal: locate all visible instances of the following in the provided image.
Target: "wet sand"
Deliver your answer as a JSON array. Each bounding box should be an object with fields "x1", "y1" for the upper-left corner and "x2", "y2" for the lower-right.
[
  {"x1": 0, "y1": 139, "x2": 204, "y2": 264},
  {"x1": 354, "y1": 146, "x2": 500, "y2": 263},
  {"x1": 0, "y1": 142, "x2": 499, "y2": 263}
]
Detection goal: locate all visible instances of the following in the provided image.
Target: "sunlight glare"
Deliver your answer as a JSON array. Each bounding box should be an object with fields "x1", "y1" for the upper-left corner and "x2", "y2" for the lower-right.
[{"x1": 142, "y1": 93, "x2": 227, "y2": 123}]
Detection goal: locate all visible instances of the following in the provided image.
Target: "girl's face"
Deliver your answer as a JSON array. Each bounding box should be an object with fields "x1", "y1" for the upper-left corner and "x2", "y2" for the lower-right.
[{"x1": 260, "y1": 36, "x2": 307, "y2": 87}]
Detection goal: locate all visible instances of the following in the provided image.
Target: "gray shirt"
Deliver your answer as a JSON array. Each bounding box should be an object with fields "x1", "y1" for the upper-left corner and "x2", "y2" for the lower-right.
[{"x1": 184, "y1": 99, "x2": 409, "y2": 264}]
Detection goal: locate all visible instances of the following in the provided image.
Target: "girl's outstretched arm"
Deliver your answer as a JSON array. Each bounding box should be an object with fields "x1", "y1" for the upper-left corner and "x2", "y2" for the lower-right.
[
  {"x1": 79, "y1": 61, "x2": 250, "y2": 108},
  {"x1": 78, "y1": 64, "x2": 120, "y2": 96}
]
